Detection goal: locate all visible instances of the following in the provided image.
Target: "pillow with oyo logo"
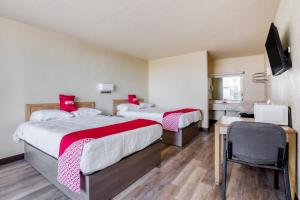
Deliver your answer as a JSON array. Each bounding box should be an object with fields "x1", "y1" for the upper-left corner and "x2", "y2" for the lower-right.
[
  {"x1": 128, "y1": 94, "x2": 139, "y2": 105},
  {"x1": 59, "y1": 94, "x2": 78, "y2": 112}
]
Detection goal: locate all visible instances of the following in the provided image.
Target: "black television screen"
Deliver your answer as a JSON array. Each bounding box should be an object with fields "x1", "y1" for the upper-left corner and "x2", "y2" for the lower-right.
[{"x1": 265, "y1": 23, "x2": 291, "y2": 76}]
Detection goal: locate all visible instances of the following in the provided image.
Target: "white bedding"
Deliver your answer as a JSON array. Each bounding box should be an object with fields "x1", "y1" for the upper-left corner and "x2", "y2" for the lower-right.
[
  {"x1": 117, "y1": 107, "x2": 201, "y2": 129},
  {"x1": 14, "y1": 115, "x2": 162, "y2": 175}
]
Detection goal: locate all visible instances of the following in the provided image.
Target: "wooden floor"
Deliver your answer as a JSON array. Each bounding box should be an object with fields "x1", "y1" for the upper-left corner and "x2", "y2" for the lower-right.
[{"x1": 0, "y1": 129, "x2": 285, "y2": 200}]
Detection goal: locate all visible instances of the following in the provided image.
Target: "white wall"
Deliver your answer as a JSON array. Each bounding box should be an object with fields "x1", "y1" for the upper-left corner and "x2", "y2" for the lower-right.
[
  {"x1": 209, "y1": 55, "x2": 266, "y2": 102},
  {"x1": 0, "y1": 17, "x2": 148, "y2": 159},
  {"x1": 266, "y1": 0, "x2": 300, "y2": 193},
  {"x1": 148, "y1": 51, "x2": 208, "y2": 128}
]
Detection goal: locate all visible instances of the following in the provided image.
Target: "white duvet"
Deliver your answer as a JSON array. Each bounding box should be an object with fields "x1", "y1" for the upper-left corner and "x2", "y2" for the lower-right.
[
  {"x1": 13, "y1": 115, "x2": 162, "y2": 175},
  {"x1": 117, "y1": 107, "x2": 201, "y2": 129}
]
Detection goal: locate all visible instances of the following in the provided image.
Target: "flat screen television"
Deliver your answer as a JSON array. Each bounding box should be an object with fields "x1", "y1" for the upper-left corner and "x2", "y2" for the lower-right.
[{"x1": 265, "y1": 23, "x2": 292, "y2": 76}]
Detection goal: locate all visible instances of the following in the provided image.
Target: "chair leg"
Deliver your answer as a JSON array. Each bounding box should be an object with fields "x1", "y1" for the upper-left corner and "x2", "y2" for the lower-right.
[
  {"x1": 221, "y1": 137, "x2": 227, "y2": 200},
  {"x1": 283, "y1": 159, "x2": 291, "y2": 200},
  {"x1": 274, "y1": 170, "x2": 279, "y2": 189}
]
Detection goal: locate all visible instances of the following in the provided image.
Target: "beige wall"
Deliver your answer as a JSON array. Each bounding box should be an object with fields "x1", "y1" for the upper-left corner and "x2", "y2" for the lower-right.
[
  {"x1": 267, "y1": 0, "x2": 300, "y2": 193},
  {"x1": 209, "y1": 55, "x2": 266, "y2": 102},
  {"x1": 148, "y1": 51, "x2": 209, "y2": 128},
  {"x1": 0, "y1": 17, "x2": 148, "y2": 159}
]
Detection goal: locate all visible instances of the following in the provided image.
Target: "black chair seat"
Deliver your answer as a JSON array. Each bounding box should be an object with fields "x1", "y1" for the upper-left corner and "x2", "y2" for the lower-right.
[{"x1": 221, "y1": 121, "x2": 291, "y2": 200}]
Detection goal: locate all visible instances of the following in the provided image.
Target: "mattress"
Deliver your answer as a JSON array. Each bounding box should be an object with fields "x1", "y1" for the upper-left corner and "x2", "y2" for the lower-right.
[
  {"x1": 117, "y1": 107, "x2": 201, "y2": 129},
  {"x1": 13, "y1": 115, "x2": 162, "y2": 175}
]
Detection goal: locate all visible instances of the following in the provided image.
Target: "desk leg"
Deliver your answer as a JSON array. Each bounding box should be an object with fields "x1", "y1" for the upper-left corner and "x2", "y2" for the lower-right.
[
  {"x1": 288, "y1": 134, "x2": 296, "y2": 200},
  {"x1": 215, "y1": 124, "x2": 221, "y2": 185}
]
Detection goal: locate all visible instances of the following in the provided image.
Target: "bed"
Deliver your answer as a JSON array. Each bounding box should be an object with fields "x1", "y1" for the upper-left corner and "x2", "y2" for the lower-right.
[
  {"x1": 113, "y1": 99, "x2": 202, "y2": 147},
  {"x1": 15, "y1": 102, "x2": 162, "y2": 200}
]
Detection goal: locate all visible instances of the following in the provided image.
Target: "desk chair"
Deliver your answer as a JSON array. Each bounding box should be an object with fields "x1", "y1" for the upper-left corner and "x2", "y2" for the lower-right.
[{"x1": 221, "y1": 121, "x2": 291, "y2": 200}]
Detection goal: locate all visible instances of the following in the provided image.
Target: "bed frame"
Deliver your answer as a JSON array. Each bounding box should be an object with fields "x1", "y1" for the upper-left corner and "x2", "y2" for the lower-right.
[
  {"x1": 25, "y1": 102, "x2": 96, "y2": 121},
  {"x1": 162, "y1": 122, "x2": 200, "y2": 147},
  {"x1": 24, "y1": 102, "x2": 161, "y2": 200},
  {"x1": 112, "y1": 99, "x2": 201, "y2": 147}
]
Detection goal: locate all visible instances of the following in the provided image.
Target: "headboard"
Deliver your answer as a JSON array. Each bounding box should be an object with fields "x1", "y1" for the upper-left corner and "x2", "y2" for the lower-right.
[
  {"x1": 25, "y1": 102, "x2": 95, "y2": 121},
  {"x1": 112, "y1": 99, "x2": 144, "y2": 116}
]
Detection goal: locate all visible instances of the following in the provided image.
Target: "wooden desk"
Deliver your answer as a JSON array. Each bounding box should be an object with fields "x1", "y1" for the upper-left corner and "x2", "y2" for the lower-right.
[{"x1": 214, "y1": 116, "x2": 297, "y2": 199}]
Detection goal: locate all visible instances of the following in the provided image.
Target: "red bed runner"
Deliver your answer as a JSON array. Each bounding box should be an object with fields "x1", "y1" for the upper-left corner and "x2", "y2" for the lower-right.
[
  {"x1": 162, "y1": 108, "x2": 199, "y2": 132},
  {"x1": 57, "y1": 119, "x2": 160, "y2": 193}
]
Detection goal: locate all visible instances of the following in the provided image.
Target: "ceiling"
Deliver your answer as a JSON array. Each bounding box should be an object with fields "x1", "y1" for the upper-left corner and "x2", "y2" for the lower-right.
[{"x1": 0, "y1": 0, "x2": 279, "y2": 60}]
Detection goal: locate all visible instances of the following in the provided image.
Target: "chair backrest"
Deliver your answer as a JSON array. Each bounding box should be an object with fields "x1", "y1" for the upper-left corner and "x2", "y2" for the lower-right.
[{"x1": 227, "y1": 121, "x2": 286, "y2": 165}]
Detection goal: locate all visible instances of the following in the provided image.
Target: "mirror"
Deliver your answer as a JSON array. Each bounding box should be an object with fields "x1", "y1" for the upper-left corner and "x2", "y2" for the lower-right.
[{"x1": 209, "y1": 76, "x2": 243, "y2": 101}]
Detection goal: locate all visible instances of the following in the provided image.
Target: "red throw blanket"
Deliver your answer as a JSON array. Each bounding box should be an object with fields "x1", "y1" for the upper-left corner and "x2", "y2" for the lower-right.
[
  {"x1": 162, "y1": 108, "x2": 199, "y2": 132},
  {"x1": 57, "y1": 119, "x2": 160, "y2": 193}
]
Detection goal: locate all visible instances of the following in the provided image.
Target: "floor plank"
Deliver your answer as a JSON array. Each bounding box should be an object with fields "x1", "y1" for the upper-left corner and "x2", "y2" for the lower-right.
[{"x1": 0, "y1": 130, "x2": 285, "y2": 200}]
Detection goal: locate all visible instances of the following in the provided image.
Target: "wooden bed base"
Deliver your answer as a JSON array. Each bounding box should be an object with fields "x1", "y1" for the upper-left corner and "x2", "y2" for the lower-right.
[
  {"x1": 24, "y1": 141, "x2": 161, "y2": 200},
  {"x1": 162, "y1": 121, "x2": 200, "y2": 147}
]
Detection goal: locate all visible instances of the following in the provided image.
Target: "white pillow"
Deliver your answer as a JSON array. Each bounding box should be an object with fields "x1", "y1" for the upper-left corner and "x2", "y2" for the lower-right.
[
  {"x1": 72, "y1": 107, "x2": 102, "y2": 117},
  {"x1": 117, "y1": 103, "x2": 140, "y2": 111},
  {"x1": 30, "y1": 109, "x2": 73, "y2": 122},
  {"x1": 139, "y1": 102, "x2": 155, "y2": 109}
]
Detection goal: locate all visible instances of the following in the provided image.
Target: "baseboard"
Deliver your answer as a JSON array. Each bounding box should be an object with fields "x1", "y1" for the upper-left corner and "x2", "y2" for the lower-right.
[
  {"x1": 209, "y1": 119, "x2": 217, "y2": 127},
  {"x1": 0, "y1": 154, "x2": 24, "y2": 165},
  {"x1": 199, "y1": 127, "x2": 209, "y2": 132}
]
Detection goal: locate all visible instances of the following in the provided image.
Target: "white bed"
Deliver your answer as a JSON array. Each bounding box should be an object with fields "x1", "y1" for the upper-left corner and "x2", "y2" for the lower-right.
[
  {"x1": 113, "y1": 99, "x2": 202, "y2": 147},
  {"x1": 14, "y1": 115, "x2": 162, "y2": 175},
  {"x1": 117, "y1": 107, "x2": 201, "y2": 129}
]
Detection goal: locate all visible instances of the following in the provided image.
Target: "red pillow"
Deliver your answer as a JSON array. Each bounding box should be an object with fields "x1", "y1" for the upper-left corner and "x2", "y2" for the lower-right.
[
  {"x1": 59, "y1": 94, "x2": 78, "y2": 112},
  {"x1": 128, "y1": 94, "x2": 139, "y2": 105}
]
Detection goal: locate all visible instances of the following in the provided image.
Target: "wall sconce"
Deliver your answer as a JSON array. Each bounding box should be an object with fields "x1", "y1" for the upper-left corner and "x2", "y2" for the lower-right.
[{"x1": 98, "y1": 83, "x2": 114, "y2": 94}]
